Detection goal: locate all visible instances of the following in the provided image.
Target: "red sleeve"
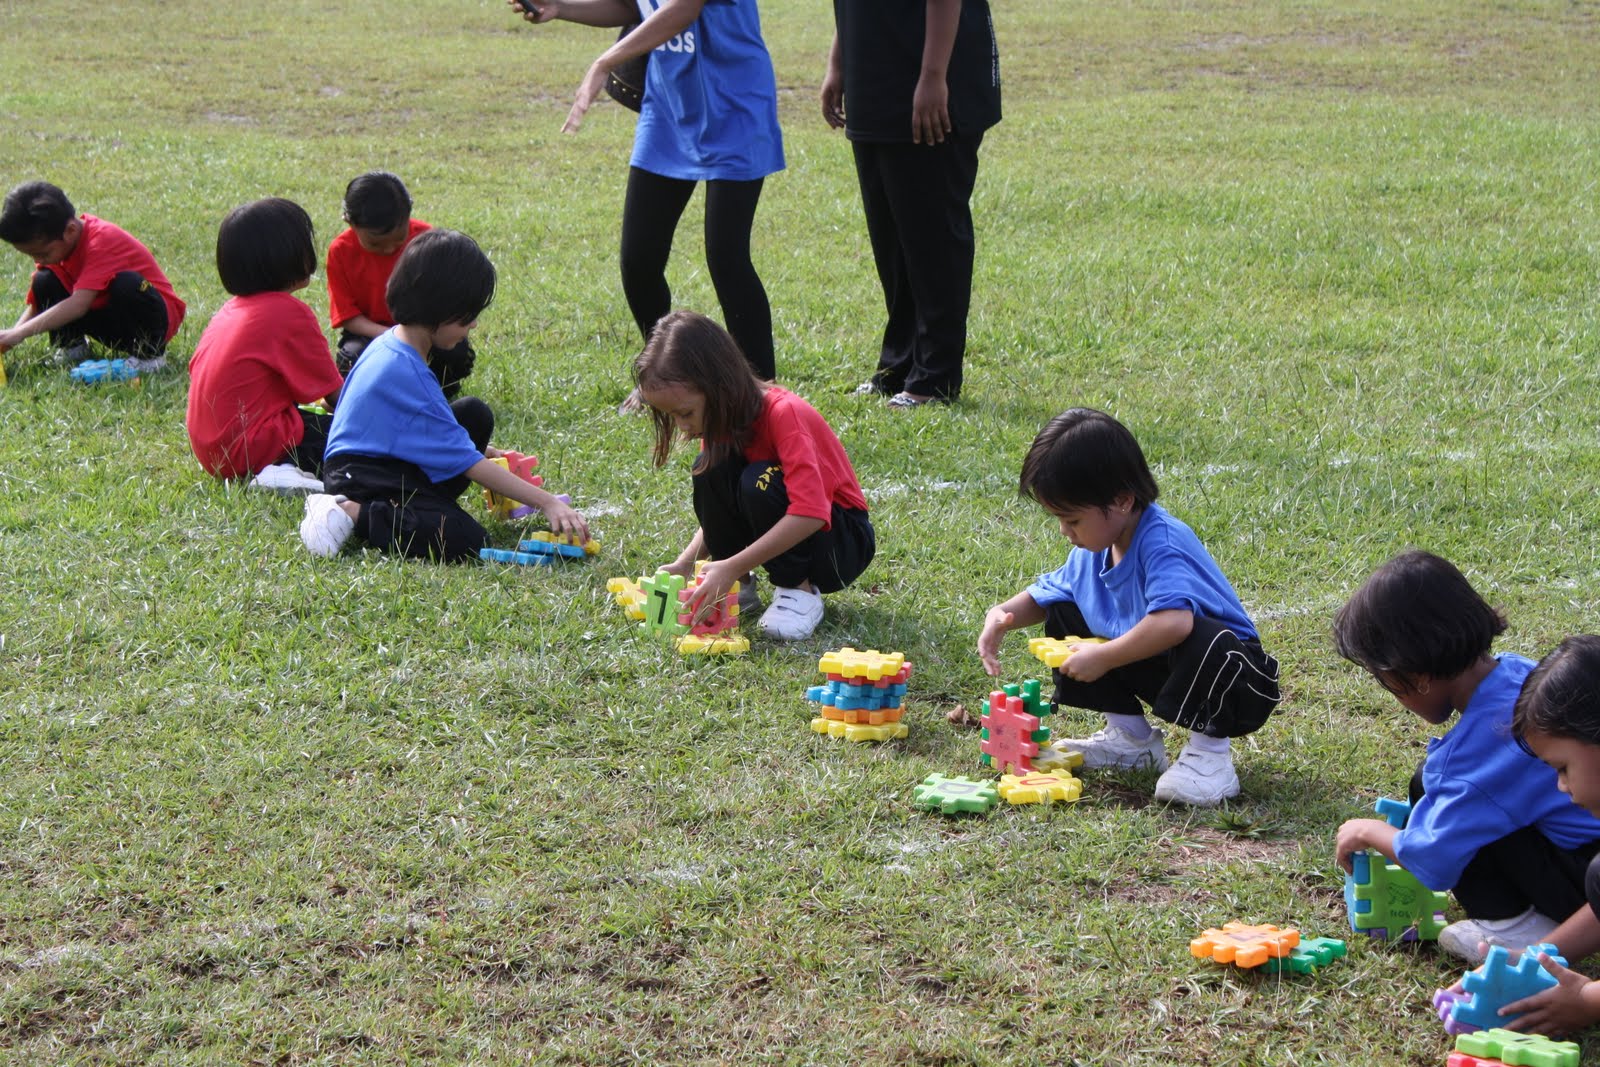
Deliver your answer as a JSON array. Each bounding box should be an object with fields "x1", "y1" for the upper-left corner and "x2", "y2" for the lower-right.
[
  {"x1": 278, "y1": 302, "x2": 345, "y2": 402},
  {"x1": 325, "y1": 232, "x2": 362, "y2": 329},
  {"x1": 763, "y1": 398, "x2": 833, "y2": 525}
]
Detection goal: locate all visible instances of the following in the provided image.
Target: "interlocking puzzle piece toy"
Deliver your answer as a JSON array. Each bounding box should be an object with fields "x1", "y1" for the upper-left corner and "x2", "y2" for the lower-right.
[
  {"x1": 979, "y1": 688, "x2": 1041, "y2": 775},
  {"x1": 1262, "y1": 936, "x2": 1347, "y2": 975},
  {"x1": 70, "y1": 358, "x2": 138, "y2": 383},
  {"x1": 912, "y1": 774, "x2": 1000, "y2": 815},
  {"x1": 479, "y1": 547, "x2": 555, "y2": 567},
  {"x1": 676, "y1": 632, "x2": 750, "y2": 655},
  {"x1": 1027, "y1": 635, "x2": 1106, "y2": 668},
  {"x1": 519, "y1": 531, "x2": 600, "y2": 559},
  {"x1": 1436, "y1": 944, "x2": 1566, "y2": 1036},
  {"x1": 481, "y1": 451, "x2": 544, "y2": 519},
  {"x1": 1032, "y1": 741, "x2": 1084, "y2": 772},
  {"x1": 638, "y1": 569, "x2": 691, "y2": 637},
  {"x1": 817, "y1": 647, "x2": 908, "y2": 682},
  {"x1": 1344, "y1": 797, "x2": 1448, "y2": 941},
  {"x1": 997, "y1": 771, "x2": 1082, "y2": 805},
  {"x1": 1190, "y1": 923, "x2": 1301, "y2": 969},
  {"x1": 804, "y1": 678, "x2": 909, "y2": 712},
  {"x1": 606, "y1": 576, "x2": 647, "y2": 620},
  {"x1": 1452, "y1": 1027, "x2": 1580, "y2": 1067},
  {"x1": 809, "y1": 717, "x2": 908, "y2": 743},
  {"x1": 676, "y1": 579, "x2": 739, "y2": 636},
  {"x1": 814, "y1": 703, "x2": 904, "y2": 726}
]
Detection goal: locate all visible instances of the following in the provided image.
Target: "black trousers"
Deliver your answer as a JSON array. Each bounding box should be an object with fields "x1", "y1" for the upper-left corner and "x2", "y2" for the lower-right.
[
  {"x1": 693, "y1": 455, "x2": 873, "y2": 592},
  {"x1": 321, "y1": 397, "x2": 494, "y2": 564},
  {"x1": 276, "y1": 408, "x2": 334, "y2": 475},
  {"x1": 336, "y1": 331, "x2": 475, "y2": 400},
  {"x1": 31, "y1": 269, "x2": 169, "y2": 356},
  {"x1": 1408, "y1": 766, "x2": 1600, "y2": 922},
  {"x1": 1044, "y1": 602, "x2": 1280, "y2": 738},
  {"x1": 619, "y1": 167, "x2": 774, "y2": 380},
  {"x1": 851, "y1": 134, "x2": 983, "y2": 401}
]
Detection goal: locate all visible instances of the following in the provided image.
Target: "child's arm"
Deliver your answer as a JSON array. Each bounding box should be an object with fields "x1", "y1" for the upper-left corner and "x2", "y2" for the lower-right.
[
  {"x1": 659, "y1": 528, "x2": 708, "y2": 578},
  {"x1": 681, "y1": 515, "x2": 823, "y2": 621},
  {"x1": 1061, "y1": 609, "x2": 1193, "y2": 684},
  {"x1": 1334, "y1": 818, "x2": 1399, "y2": 873},
  {"x1": 978, "y1": 591, "x2": 1047, "y2": 676},
  {"x1": 820, "y1": 31, "x2": 845, "y2": 129},
  {"x1": 511, "y1": 0, "x2": 637, "y2": 28},
  {"x1": 912, "y1": 0, "x2": 961, "y2": 145},
  {"x1": 339, "y1": 314, "x2": 388, "y2": 341},
  {"x1": 0, "y1": 288, "x2": 97, "y2": 349},
  {"x1": 559, "y1": 0, "x2": 706, "y2": 133},
  {"x1": 467, "y1": 458, "x2": 589, "y2": 540}
]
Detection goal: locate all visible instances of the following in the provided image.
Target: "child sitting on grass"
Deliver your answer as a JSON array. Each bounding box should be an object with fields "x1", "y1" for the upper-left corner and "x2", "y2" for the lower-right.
[
  {"x1": 633, "y1": 310, "x2": 874, "y2": 641},
  {"x1": 300, "y1": 228, "x2": 587, "y2": 562},
  {"x1": 186, "y1": 198, "x2": 345, "y2": 492},
  {"x1": 1333, "y1": 551, "x2": 1600, "y2": 966},
  {"x1": 976, "y1": 408, "x2": 1280, "y2": 806},
  {"x1": 0, "y1": 180, "x2": 185, "y2": 372},
  {"x1": 325, "y1": 171, "x2": 473, "y2": 396}
]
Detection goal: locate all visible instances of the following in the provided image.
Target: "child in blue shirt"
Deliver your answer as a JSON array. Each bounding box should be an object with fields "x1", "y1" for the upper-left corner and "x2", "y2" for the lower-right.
[
  {"x1": 299, "y1": 229, "x2": 587, "y2": 563},
  {"x1": 1334, "y1": 552, "x2": 1600, "y2": 965},
  {"x1": 977, "y1": 408, "x2": 1280, "y2": 806}
]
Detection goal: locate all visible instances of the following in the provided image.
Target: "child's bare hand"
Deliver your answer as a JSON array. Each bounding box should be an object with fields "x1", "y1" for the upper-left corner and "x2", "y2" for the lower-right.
[
  {"x1": 1499, "y1": 954, "x2": 1600, "y2": 1035},
  {"x1": 682, "y1": 559, "x2": 739, "y2": 625},
  {"x1": 509, "y1": 0, "x2": 560, "y2": 23},
  {"x1": 820, "y1": 70, "x2": 845, "y2": 129},
  {"x1": 563, "y1": 62, "x2": 608, "y2": 133},
  {"x1": 910, "y1": 74, "x2": 950, "y2": 144},
  {"x1": 1333, "y1": 818, "x2": 1388, "y2": 873},
  {"x1": 543, "y1": 500, "x2": 589, "y2": 542},
  {"x1": 1060, "y1": 642, "x2": 1111, "y2": 683},
  {"x1": 977, "y1": 605, "x2": 1013, "y2": 676},
  {"x1": 0, "y1": 328, "x2": 24, "y2": 350}
]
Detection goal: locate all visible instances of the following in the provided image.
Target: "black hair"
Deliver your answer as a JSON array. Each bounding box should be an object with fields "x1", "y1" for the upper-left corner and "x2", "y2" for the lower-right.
[
  {"x1": 341, "y1": 172, "x2": 413, "y2": 232},
  {"x1": 215, "y1": 198, "x2": 318, "y2": 296},
  {"x1": 1019, "y1": 408, "x2": 1160, "y2": 513},
  {"x1": 385, "y1": 229, "x2": 495, "y2": 329},
  {"x1": 1332, "y1": 550, "x2": 1507, "y2": 687},
  {"x1": 0, "y1": 181, "x2": 76, "y2": 244},
  {"x1": 633, "y1": 310, "x2": 766, "y2": 473},
  {"x1": 1513, "y1": 636, "x2": 1600, "y2": 748}
]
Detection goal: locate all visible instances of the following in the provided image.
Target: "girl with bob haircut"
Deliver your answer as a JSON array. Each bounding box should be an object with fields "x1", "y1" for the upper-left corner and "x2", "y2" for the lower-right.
[
  {"x1": 978, "y1": 408, "x2": 1280, "y2": 807},
  {"x1": 185, "y1": 197, "x2": 344, "y2": 491},
  {"x1": 633, "y1": 310, "x2": 873, "y2": 641},
  {"x1": 1333, "y1": 551, "x2": 1600, "y2": 966},
  {"x1": 301, "y1": 229, "x2": 587, "y2": 562}
]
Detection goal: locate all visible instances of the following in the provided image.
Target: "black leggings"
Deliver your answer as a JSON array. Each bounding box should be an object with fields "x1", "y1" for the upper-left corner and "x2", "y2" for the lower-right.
[
  {"x1": 31, "y1": 269, "x2": 169, "y2": 357},
  {"x1": 619, "y1": 167, "x2": 774, "y2": 380}
]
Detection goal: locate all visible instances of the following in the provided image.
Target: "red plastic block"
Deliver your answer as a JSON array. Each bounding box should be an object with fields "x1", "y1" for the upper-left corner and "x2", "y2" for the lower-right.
[{"x1": 979, "y1": 690, "x2": 1041, "y2": 775}]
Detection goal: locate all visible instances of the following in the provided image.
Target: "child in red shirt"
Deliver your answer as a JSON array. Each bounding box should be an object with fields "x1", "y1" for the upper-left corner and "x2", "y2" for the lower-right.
[
  {"x1": 187, "y1": 199, "x2": 345, "y2": 492},
  {"x1": 325, "y1": 172, "x2": 473, "y2": 397},
  {"x1": 0, "y1": 181, "x2": 185, "y2": 371}
]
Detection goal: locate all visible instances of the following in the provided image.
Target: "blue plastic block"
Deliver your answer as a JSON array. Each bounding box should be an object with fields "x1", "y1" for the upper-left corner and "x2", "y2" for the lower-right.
[
  {"x1": 479, "y1": 547, "x2": 554, "y2": 567},
  {"x1": 1442, "y1": 943, "x2": 1566, "y2": 1035},
  {"x1": 517, "y1": 538, "x2": 587, "y2": 559}
]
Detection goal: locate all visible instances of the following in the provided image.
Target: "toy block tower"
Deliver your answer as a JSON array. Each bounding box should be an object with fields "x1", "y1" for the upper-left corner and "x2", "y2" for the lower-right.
[{"x1": 805, "y1": 647, "x2": 911, "y2": 741}]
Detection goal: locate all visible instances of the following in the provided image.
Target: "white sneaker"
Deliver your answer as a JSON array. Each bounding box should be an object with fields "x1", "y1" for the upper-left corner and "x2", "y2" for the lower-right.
[
  {"x1": 299, "y1": 494, "x2": 353, "y2": 557},
  {"x1": 123, "y1": 354, "x2": 167, "y2": 375},
  {"x1": 1056, "y1": 724, "x2": 1169, "y2": 771},
  {"x1": 250, "y1": 463, "x2": 324, "y2": 494},
  {"x1": 1438, "y1": 908, "x2": 1561, "y2": 966},
  {"x1": 1153, "y1": 743, "x2": 1240, "y2": 806},
  {"x1": 759, "y1": 586, "x2": 824, "y2": 640}
]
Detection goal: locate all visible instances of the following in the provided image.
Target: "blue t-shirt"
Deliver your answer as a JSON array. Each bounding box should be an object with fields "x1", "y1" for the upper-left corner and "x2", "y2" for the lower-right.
[
  {"x1": 630, "y1": 0, "x2": 785, "y2": 182},
  {"x1": 1394, "y1": 653, "x2": 1600, "y2": 891},
  {"x1": 1026, "y1": 503, "x2": 1258, "y2": 640},
  {"x1": 323, "y1": 330, "x2": 483, "y2": 485}
]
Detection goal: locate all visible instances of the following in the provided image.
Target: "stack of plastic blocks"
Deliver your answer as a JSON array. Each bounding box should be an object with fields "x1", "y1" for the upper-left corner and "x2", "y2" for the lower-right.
[
  {"x1": 481, "y1": 450, "x2": 542, "y2": 520},
  {"x1": 1344, "y1": 796, "x2": 1448, "y2": 941},
  {"x1": 1434, "y1": 944, "x2": 1566, "y2": 1036},
  {"x1": 70, "y1": 358, "x2": 138, "y2": 384},
  {"x1": 806, "y1": 647, "x2": 911, "y2": 741},
  {"x1": 980, "y1": 678, "x2": 1053, "y2": 775},
  {"x1": 479, "y1": 532, "x2": 600, "y2": 568},
  {"x1": 607, "y1": 576, "x2": 647, "y2": 620},
  {"x1": 630, "y1": 567, "x2": 748, "y2": 655},
  {"x1": 1447, "y1": 1028, "x2": 1580, "y2": 1067}
]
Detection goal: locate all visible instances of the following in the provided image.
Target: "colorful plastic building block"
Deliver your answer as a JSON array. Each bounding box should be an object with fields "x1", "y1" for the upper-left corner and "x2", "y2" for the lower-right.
[
  {"x1": 1436, "y1": 944, "x2": 1566, "y2": 1036},
  {"x1": 1261, "y1": 936, "x2": 1347, "y2": 975},
  {"x1": 638, "y1": 569, "x2": 691, "y2": 636},
  {"x1": 481, "y1": 451, "x2": 543, "y2": 519},
  {"x1": 1453, "y1": 1028, "x2": 1580, "y2": 1067},
  {"x1": 912, "y1": 774, "x2": 1001, "y2": 815},
  {"x1": 70, "y1": 358, "x2": 138, "y2": 383},
  {"x1": 806, "y1": 647, "x2": 913, "y2": 740},
  {"x1": 1344, "y1": 797, "x2": 1448, "y2": 941},
  {"x1": 676, "y1": 632, "x2": 750, "y2": 655},
  {"x1": 809, "y1": 718, "x2": 908, "y2": 742},
  {"x1": 1190, "y1": 923, "x2": 1301, "y2": 969},
  {"x1": 607, "y1": 576, "x2": 647, "y2": 620},
  {"x1": 997, "y1": 771, "x2": 1082, "y2": 805},
  {"x1": 1027, "y1": 634, "x2": 1105, "y2": 668},
  {"x1": 479, "y1": 547, "x2": 555, "y2": 567},
  {"x1": 979, "y1": 689, "x2": 1041, "y2": 775},
  {"x1": 817, "y1": 647, "x2": 908, "y2": 681},
  {"x1": 1033, "y1": 741, "x2": 1084, "y2": 772},
  {"x1": 517, "y1": 532, "x2": 600, "y2": 559}
]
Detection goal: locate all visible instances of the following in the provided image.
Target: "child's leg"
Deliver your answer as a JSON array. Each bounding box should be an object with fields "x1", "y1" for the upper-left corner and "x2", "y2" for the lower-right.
[
  {"x1": 27, "y1": 270, "x2": 86, "y2": 351},
  {"x1": 281, "y1": 409, "x2": 334, "y2": 475},
  {"x1": 702, "y1": 179, "x2": 774, "y2": 380},
  {"x1": 1045, "y1": 603, "x2": 1170, "y2": 770},
  {"x1": 619, "y1": 167, "x2": 696, "y2": 343},
  {"x1": 74, "y1": 271, "x2": 170, "y2": 358},
  {"x1": 1147, "y1": 616, "x2": 1281, "y2": 738},
  {"x1": 849, "y1": 141, "x2": 913, "y2": 395},
  {"x1": 336, "y1": 332, "x2": 370, "y2": 376}
]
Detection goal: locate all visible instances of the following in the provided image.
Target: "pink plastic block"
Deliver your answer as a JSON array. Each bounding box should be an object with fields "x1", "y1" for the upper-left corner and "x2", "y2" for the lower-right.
[{"x1": 979, "y1": 690, "x2": 1040, "y2": 775}]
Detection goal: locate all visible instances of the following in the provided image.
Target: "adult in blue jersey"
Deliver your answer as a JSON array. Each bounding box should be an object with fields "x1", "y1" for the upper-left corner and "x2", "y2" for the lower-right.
[{"x1": 513, "y1": 0, "x2": 784, "y2": 403}]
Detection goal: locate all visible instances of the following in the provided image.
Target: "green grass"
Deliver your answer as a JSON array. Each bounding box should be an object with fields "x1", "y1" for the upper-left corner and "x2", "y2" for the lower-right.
[{"x1": 2, "y1": 0, "x2": 1599, "y2": 1062}]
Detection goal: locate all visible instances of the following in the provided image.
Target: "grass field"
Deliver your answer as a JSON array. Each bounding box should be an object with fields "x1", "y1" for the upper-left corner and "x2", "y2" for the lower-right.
[{"x1": 2, "y1": 1, "x2": 1599, "y2": 1063}]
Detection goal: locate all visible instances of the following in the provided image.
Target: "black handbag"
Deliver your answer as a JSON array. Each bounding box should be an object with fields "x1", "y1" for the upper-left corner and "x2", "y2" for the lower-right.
[{"x1": 604, "y1": 24, "x2": 649, "y2": 112}]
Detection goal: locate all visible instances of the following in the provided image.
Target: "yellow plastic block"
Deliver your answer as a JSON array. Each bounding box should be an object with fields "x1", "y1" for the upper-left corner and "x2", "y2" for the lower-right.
[
  {"x1": 809, "y1": 717, "x2": 908, "y2": 743},
  {"x1": 1190, "y1": 923, "x2": 1301, "y2": 969},
  {"x1": 525, "y1": 530, "x2": 601, "y2": 556},
  {"x1": 998, "y1": 771, "x2": 1083, "y2": 805},
  {"x1": 816, "y1": 646, "x2": 907, "y2": 681},
  {"x1": 676, "y1": 633, "x2": 750, "y2": 655},
  {"x1": 606, "y1": 576, "x2": 647, "y2": 620},
  {"x1": 1032, "y1": 741, "x2": 1085, "y2": 772},
  {"x1": 1027, "y1": 635, "x2": 1106, "y2": 668}
]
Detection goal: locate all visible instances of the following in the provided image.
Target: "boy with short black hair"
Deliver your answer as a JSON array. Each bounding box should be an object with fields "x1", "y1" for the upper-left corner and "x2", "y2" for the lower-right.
[
  {"x1": 325, "y1": 172, "x2": 473, "y2": 396},
  {"x1": 0, "y1": 181, "x2": 186, "y2": 371}
]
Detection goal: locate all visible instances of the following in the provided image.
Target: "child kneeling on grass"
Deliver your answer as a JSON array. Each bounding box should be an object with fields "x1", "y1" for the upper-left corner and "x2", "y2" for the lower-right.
[
  {"x1": 1333, "y1": 552, "x2": 1600, "y2": 966},
  {"x1": 976, "y1": 408, "x2": 1280, "y2": 806},
  {"x1": 186, "y1": 198, "x2": 345, "y2": 493},
  {"x1": 633, "y1": 310, "x2": 874, "y2": 641},
  {"x1": 299, "y1": 228, "x2": 587, "y2": 562}
]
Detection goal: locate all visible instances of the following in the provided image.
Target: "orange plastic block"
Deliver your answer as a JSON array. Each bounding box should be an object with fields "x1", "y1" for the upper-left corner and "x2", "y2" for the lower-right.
[
  {"x1": 998, "y1": 771, "x2": 1083, "y2": 805},
  {"x1": 809, "y1": 717, "x2": 908, "y2": 743},
  {"x1": 1190, "y1": 923, "x2": 1301, "y2": 968},
  {"x1": 817, "y1": 647, "x2": 909, "y2": 682},
  {"x1": 819, "y1": 705, "x2": 905, "y2": 726},
  {"x1": 1027, "y1": 635, "x2": 1106, "y2": 668}
]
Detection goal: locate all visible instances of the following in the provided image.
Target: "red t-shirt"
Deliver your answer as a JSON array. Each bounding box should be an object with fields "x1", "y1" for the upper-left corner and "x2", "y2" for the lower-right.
[
  {"x1": 737, "y1": 387, "x2": 869, "y2": 529},
  {"x1": 31, "y1": 215, "x2": 186, "y2": 341},
  {"x1": 186, "y1": 291, "x2": 345, "y2": 479},
  {"x1": 324, "y1": 218, "x2": 430, "y2": 329}
]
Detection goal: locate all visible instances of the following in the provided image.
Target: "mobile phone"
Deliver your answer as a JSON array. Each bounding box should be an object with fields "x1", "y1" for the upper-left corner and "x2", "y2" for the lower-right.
[{"x1": 515, "y1": 0, "x2": 538, "y2": 12}]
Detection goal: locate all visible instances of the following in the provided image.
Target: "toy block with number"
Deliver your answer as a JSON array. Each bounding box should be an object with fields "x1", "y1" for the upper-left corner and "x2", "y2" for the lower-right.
[
  {"x1": 912, "y1": 774, "x2": 1001, "y2": 815},
  {"x1": 1452, "y1": 1027, "x2": 1580, "y2": 1067},
  {"x1": 1190, "y1": 922, "x2": 1301, "y2": 969},
  {"x1": 1028, "y1": 635, "x2": 1106, "y2": 668},
  {"x1": 1436, "y1": 944, "x2": 1566, "y2": 1036},
  {"x1": 997, "y1": 771, "x2": 1082, "y2": 805},
  {"x1": 1345, "y1": 798, "x2": 1448, "y2": 941},
  {"x1": 638, "y1": 569, "x2": 691, "y2": 636},
  {"x1": 1262, "y1": 936, "x2": 1348, "y2": 975}
]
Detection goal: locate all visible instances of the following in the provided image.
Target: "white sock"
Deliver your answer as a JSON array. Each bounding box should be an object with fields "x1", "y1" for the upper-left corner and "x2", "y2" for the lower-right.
[
  {"x1": 1186, "y1": 733, "x2": 1231, "y2": 755},
  {"x1": 1479, "y1": 907, "x2": 1537, "y2": 932},
  {"x1": 1106, "y1": 713, "x2": 1153, "y2": 740}
]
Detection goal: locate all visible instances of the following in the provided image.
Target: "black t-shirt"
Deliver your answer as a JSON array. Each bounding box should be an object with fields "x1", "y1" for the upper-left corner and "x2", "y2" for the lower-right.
[{"x1": 834, "y1": 0, "x2": 1001, "y2": 142}]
